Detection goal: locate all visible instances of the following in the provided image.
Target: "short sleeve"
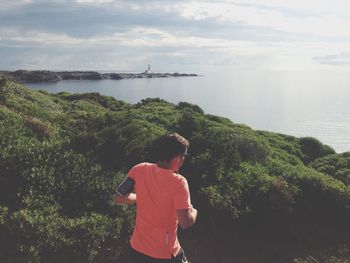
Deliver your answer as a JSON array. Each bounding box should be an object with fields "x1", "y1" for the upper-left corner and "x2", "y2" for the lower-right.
[
  {"x1": 127, "y1": 163, "x2": 141, "y2": 181},
  {"x1": 174, "y1": 178, "x2": 192, "y2": 210}
]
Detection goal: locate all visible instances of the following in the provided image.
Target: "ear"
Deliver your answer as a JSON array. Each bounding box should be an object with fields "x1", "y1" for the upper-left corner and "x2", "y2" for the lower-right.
[{"x1": 171, "y1": 155, "x2": 181, "y2": 166}]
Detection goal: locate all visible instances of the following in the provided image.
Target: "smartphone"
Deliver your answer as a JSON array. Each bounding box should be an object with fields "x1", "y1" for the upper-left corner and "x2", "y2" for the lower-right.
[{"x1": 115, "y1": 177, "x2": 135, "y2": 197}]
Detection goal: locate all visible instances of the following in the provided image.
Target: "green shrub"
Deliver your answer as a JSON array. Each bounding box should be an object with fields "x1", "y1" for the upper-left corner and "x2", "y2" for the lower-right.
[
  {"x1": 299, "y1": 137, "x2": 335, "y2": 163},
  {"x1": 23, "y1": 114, "x2": 52, "y2": 138},
  {"x1": 236, "y1": 135, "x2": 269, "y2": 162},
  {"x1": 1, "y1": 79, "x2": 349, "y2": 262},
  {"x1": 176, "y1": 101, "x2": 204, "y2": 115},
  {"x1": 0, "y1": 75, "x2": 9, "y2": 104},
  {"x1": 311, "y1": 152, "x2": 350, "y2": 185}
]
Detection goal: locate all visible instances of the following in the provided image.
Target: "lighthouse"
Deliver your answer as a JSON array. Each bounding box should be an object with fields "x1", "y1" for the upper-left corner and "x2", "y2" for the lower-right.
[{"x1": 143, "y1": 64, "x2": 151, "y2": 74}]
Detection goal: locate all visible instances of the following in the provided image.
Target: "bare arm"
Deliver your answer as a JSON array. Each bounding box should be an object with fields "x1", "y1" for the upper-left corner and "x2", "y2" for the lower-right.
[
  {"x1": 114, "y1": 176, "x2": 136, "y2": 205},
  {"x1": 176, "y1": 205, "x2": 198, "y2": 230},
  {"x1": 114, "y1": 193, "x2": 137, "y2": 205}
]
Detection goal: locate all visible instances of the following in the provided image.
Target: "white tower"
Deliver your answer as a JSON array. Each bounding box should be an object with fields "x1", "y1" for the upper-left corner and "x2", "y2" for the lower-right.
[{"x1": 144, "y1": 64, "x2": 151, "y2": 74}]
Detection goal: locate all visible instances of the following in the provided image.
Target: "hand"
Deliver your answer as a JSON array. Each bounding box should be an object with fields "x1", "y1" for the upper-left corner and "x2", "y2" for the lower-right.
[{"x1": 190, "y1": 204, "x2": 197, "y2": 214}]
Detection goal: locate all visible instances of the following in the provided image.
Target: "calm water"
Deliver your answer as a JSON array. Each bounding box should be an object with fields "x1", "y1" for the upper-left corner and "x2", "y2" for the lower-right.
[{"x1": 27, "y1": 70, "x2": 350, "y2": 153}]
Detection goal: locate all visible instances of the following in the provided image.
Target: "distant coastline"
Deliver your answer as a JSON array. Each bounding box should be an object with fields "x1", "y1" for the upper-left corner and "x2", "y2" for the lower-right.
[{"x1": 0, "y1": 70, "x2": 199, "y2": 83}]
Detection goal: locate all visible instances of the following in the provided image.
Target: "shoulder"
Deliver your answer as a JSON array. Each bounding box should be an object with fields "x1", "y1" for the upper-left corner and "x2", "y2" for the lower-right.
[
  {"x1": 172, "y1": 173, "x2": 188, "y2": 188},
  {"x1": 128, "y1": 162, "x2": 153, "y2": 179},
  {"x1": 130, "y1": 162, "x2": 152, "y2": 170}
]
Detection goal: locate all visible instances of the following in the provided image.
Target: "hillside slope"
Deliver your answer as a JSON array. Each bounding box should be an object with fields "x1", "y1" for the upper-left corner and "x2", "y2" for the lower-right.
[{"x1": 0, "y1": 75, "x2": 349, "y2": 262}]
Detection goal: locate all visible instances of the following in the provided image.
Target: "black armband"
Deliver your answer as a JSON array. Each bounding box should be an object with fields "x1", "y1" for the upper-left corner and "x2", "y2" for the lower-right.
[{"x1": 115, "y1": 177, "x2": 135, "y2": 197}]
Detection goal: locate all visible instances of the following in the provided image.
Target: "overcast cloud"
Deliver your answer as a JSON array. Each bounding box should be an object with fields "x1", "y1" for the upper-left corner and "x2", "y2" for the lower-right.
[{"x1": 1, "y1": 0, "x2": 350, "y2": 72}]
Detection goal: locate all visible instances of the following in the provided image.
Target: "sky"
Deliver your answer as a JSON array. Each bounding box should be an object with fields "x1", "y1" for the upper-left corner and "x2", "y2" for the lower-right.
[{"x1": 1, "y1": 0, "x2": 350, "y2": 73}]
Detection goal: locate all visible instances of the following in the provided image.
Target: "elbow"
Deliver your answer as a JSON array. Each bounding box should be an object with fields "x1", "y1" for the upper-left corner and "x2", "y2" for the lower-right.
[
  {"x1": 179, "y1": 219, "x2": 196, "y2": 230},
  {"x1": 180, "y1": 224, "x2": 191, "y2": 230},
  {"x1": 187, "y1": 218, "x2": 196, "y2": 229},
  {"x1": 114, "y1": 194, "x2": 125, "y2": 205},
  {"x1": 180, "y1": 223, "x2": 193, "y2": 230}
]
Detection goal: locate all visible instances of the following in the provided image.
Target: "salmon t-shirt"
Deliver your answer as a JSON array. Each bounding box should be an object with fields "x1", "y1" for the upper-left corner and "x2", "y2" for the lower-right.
[{"x1": 127, "y1": 162, "x2": 192, "y2": 259}]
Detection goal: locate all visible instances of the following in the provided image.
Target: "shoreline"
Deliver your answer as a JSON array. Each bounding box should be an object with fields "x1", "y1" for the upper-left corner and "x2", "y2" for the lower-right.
[{"x1": 0, "y1": 70, "x2": 199, "y2": 83}]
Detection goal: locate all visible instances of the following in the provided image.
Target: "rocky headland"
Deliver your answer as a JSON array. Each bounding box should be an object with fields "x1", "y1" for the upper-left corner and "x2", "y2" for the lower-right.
[{"x1": 0, "y1": 70, "x2": 199, "y2": 83}]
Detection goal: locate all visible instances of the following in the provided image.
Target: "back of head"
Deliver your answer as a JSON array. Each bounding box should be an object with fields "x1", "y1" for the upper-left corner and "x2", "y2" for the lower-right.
[{"x1": 154, "y1": 132, "x2": 189, "y2": 162}]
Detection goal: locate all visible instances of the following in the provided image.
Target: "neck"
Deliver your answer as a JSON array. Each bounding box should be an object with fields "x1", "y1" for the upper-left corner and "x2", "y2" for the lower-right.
[{"x1": 157, "y1": 161, "x2": 177, "y2": 172}]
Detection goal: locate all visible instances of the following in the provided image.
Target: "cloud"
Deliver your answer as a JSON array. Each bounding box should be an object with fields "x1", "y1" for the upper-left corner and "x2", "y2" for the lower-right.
[
  {"x1": 0, "y1": 27, "x2": 84, "y2": 46},
  {"x1": 1, "y1": 0, "x2": 350, "y2": 71},
  {"x1": 175, "y1": 1, "x2": 350, "y2": 38},
  {"x1": 0, "y1": 0, "x2": 34, "y2": 11},
  {"x1": 0, "y1": 25, "x2": 255, "y2": 50},
  {"x1": 73, "y1": 0, "x2": 114, "y2": 4},
  {"x1": 313, "y1": 52, "x2": 350, "y2": 65}
]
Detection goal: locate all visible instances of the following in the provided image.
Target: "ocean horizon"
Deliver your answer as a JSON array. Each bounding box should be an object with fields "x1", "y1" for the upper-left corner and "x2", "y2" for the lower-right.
[{"x1": 26, "y1": 69, "x2": 350, "y2": 153}]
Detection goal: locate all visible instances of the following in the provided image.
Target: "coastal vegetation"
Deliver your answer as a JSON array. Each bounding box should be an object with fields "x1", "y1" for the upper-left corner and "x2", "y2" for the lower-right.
[
  {"x1": 0, "y1": 75, "x2": 349, "y2": 262},
  {"x1": 0, "y1": 70, "x2": 198, "y2": 83}
]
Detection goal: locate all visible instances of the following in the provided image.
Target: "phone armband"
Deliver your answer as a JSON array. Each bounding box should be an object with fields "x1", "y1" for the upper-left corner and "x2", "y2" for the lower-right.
[{"x1": 115, "y1": 177, "x2": 135, "y2": 197}]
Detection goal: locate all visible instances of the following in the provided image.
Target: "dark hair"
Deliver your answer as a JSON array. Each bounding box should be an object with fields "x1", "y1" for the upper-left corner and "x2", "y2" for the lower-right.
[{"x1": 154, "y1": 132, "x2": 189, "y2": 161}]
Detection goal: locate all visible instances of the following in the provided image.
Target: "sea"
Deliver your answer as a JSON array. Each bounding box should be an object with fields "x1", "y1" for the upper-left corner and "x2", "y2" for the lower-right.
[{"x1": 26, "y1": 70, "x2": 350, "y2": 153}]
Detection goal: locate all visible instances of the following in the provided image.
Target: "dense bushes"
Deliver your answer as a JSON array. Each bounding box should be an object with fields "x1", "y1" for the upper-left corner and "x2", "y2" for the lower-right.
[
  {"x1": 299, "y1": 137, "x2": 336, "y2": 163},
  {"x1": 310, "y1": 152, "x2": 350, "y2": 185},
  {"x1": 0, "y1": 76, "x2": 8, "y2": 104},
  {"x1": 58, "y1": 92, "x2": 127, "y2": 111},
  {"x1": 7, "y1": 203, "x2": 123, "y2": 262},
  {"x1": 0, "y1": 78, "x2": 349, "y2": 262}
]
